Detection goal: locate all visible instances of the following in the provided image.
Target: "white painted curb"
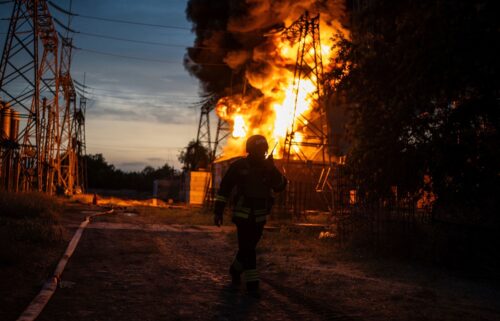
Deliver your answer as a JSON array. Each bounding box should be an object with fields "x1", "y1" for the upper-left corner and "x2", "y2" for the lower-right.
[{"x1": 16, "y1": 209, "x2": 114, "y2": 321}]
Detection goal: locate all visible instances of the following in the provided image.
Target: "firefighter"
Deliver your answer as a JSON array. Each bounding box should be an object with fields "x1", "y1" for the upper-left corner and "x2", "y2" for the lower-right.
[{"x1": 214, "y1": 134, "x2": 287, "y2": 297}]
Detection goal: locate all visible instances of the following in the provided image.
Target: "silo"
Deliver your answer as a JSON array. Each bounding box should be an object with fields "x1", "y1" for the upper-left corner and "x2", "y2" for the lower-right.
[
  {"x1": 10, "y1": 109, "x2": 20, "y2": 142},
  {"x1": 0, "y1": 100, "x2": 4, "y2": 139},
  {"x1": 1, "y1": 104, "x2": 11, "y2": 141}
]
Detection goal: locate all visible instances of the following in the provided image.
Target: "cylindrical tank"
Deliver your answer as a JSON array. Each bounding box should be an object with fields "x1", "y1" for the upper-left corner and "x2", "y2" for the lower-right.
[
  {"x1": 0, "y1": 100, "x2": 3, "y2": 139},
  {"x1": 1, "y1": 105, "x2": 11, "y2": 141},
  {"x1": 10, "y1": 110, "x2": 20, "y2": 142}
]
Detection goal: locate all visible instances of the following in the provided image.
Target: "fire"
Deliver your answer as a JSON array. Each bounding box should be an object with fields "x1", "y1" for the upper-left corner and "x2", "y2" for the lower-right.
[
  {"x1": 232, "y1": 115, "x2": 247, "y2": 138},
  {"x1": 217, "y1": 12, "x2": 349, "y2": 159}
]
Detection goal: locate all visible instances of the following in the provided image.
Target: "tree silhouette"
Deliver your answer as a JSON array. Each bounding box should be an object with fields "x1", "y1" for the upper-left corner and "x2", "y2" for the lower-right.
[
  {"x1": 330, "y1": 0, "x2": 499, "y2": 222},
  {"x1": 178, "y1": 140, "x2": 210, "y2": 171}
]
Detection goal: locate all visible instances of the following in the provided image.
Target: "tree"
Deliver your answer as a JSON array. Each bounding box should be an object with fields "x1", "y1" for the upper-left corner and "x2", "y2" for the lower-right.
[
  {"x1": 84, "y1": 154, "x2": 180, "y2": 193},
  {"x1": 178, "y1": 140, "x2": 210, "y2": 171},
  {"x1": 330, "y1": 0, "x2": 499, "y2": 222}
]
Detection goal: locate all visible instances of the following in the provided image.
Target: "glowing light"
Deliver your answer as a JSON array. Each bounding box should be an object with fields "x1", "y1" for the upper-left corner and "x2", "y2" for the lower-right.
[
  {"x1": 212, "y1": 14, "x2": 350, "y2": 159},
  {"x1": 292, "y1": 132, "x2": 303, "y2": 154},
  {"x1": 232, "y1": 115, "x2": 247, "y2": 138}
]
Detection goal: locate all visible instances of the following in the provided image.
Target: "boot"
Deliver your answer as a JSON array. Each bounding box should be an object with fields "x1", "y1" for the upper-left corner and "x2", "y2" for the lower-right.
[
  {"x1": 246, "y1": 281, "x2": 260, "y2": 298},
  {"x1": 229, "y1": 265, "x2": 241, "y2": 285}
]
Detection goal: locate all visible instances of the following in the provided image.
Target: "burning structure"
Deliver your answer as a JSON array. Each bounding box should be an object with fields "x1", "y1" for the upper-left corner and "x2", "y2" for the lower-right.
[{"x1": 185, "y1": 0, "x2": 350, "y2": 215}]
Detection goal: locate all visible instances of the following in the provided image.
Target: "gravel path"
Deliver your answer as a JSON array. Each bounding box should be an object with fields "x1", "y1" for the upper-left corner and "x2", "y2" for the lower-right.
[
  {"x1": 32, "y1": 210, "x2": 500, "y2": 321},
  {"x1": 37, "y1": 222, "x2": 350, "y2": 321}
]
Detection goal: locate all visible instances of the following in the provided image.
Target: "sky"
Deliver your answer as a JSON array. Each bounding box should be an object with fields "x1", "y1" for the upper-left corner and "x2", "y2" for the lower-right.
[{"x1": 0, "y1": 0, "x2": 201, "y2": 172}]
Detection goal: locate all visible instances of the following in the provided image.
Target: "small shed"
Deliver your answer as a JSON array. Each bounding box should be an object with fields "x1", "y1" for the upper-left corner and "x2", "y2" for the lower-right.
[{"x1": 185, "y1": 171, "x2": 211, "y2": 205}]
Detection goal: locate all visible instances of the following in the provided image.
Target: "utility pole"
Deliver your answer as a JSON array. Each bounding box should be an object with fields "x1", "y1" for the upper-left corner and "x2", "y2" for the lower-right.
[
  {"x1": 74, "y1": 75, "x2": 88, "y2": 193},
  {"x1": 57, "y1": 0, "x2": 77, "y2": 194},
  {"x1": 0, "y1": 0, "x2": 79, "y2": 194},
  {"x1": 282, "y1": 12, "x2": 333, "y2": 212},
  {"x1": 196, "y1": 98, "x2": 214, "y2": 161}
]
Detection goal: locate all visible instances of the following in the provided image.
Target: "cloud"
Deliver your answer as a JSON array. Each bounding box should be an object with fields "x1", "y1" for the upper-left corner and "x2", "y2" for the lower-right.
[
  {"x1": 117, "y1": 161, "x2": 149, "y2": 172},
  {"x1": 86, "y1": 94, "x2": 198, "y2": 124}
]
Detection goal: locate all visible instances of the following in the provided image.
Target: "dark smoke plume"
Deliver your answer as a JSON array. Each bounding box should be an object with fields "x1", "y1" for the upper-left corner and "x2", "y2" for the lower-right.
[{"x1": 184, "y1": 0, "x2": 348, "y2": 99}]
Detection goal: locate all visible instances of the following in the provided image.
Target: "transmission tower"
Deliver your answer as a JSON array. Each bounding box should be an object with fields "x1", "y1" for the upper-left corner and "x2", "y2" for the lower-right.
[
  {"x1": 195, "y1": 95, "x2": 232, "y2": 163},
  {"x1": 74, "y1": 91, "x2": 87, "y2": 192},
  {"x1": 72, "y1": 77, "x2": 88, "y2": 192},
  {"x1": 56, "y1": 0, "x2": 79, "y2": 194},
  {"x1": 195, "y1": 96, "x2": 228, "y2": 208},
  {"x1": 282, "y1": 12, "x2": 333, "y2": 211},
  {"x1": 0, "y1": 0, "x2": 80, "y2": 194},
  {"x1": 196, "y1": 98, "x2": 215, "y2": 161}
]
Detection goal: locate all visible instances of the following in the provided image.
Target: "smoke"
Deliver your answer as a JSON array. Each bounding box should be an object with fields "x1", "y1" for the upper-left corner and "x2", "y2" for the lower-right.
[
  {"x1": 185, "y1": 0, "x2": 349, "y2": 157},
  {"x1": 184, "y1": 0, "x2": 348, "y2": 98}
]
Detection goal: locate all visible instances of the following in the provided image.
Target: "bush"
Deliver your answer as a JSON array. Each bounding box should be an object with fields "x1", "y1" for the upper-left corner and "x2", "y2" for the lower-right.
[
  {"x1": 0, "y1": 191, "x2": 61, "y2": 222},
  {"x1": 0, "y1": 192, "x2": 64, "y2": 265}
]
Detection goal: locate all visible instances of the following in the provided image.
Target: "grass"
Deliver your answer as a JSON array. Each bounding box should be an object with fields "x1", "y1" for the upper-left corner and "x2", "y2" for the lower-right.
[
  {"x1": 90, "y1": 203, "x2": 235, "y2": 226},
  {"x1": 259, "y1": 226, "x2": 338, "y2": 263},
  {"x1": 72, "y1": 193, "x2": 160, "y2": 207},
  {"x1": 0, "y1": 191, "x2": 68, "y2": 320},
  {"x1": 0, "y1": 191, "x2": 65, "y2": 265}
]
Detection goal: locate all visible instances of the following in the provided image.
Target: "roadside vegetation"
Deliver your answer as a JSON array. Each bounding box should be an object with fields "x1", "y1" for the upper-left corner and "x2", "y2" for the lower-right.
[
  {"x1": 90, "y1": 204, "x2": 230, "y2": 226},
  {"x1": 0, "y1": 191, "x2": 67, "y2": 320},
  {"x1": 84, "y1": 153, "x2": 179, "y2": 195},
  {"x1": 0, "y1": 191, "x2": 65, "y2": 264}
]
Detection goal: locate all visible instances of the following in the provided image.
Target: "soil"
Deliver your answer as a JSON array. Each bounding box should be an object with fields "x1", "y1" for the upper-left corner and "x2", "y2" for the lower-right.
[{"x1": 4, "y1": 202, "x2": 500, "y2": 320}]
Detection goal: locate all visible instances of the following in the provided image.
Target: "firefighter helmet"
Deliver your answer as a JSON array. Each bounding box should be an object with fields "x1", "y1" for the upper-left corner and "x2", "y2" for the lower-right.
[{"x1": 246, "y1": 135, "x2": 268, "y2": 156}]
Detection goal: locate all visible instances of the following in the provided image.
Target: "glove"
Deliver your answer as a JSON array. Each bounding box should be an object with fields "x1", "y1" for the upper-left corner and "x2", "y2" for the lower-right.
[{"x1": 214, "y1": 213, "x2": 223, "y2": 227}]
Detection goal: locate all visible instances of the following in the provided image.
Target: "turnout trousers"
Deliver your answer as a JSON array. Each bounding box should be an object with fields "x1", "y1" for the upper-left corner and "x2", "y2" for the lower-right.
[{"x1": 230, "y1": 219, "x2": 265, "y2": 290}]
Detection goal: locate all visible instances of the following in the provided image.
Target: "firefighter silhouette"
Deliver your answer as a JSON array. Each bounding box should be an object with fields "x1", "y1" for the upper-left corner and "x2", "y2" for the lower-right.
[{"x1": 214, "y1": 135, "x2": 287, "y2": 297}]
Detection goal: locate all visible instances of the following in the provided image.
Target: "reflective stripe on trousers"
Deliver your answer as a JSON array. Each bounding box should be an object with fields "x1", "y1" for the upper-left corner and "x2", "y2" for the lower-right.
[{"x1": 243, "y1": 269, "x2": 259, "y2": 282}]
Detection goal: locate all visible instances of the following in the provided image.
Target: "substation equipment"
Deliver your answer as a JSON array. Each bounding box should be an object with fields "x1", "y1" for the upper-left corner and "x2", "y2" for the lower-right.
[
  {"x1": 194, "y1": 12, "x2": 350, "y2": 217},
  {"x1": 0, "y1": 0, "x2": 87, "y2": 194}
]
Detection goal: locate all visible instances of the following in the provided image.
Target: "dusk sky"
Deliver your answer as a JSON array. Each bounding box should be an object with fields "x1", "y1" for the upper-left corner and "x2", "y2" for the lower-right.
[{"x1": 0, "y1": 0, "x2": 201, "y2": 171}]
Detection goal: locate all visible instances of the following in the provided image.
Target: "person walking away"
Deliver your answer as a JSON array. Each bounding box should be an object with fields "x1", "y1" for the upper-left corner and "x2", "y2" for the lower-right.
[{"x1": 213, "y1": 135, "x2": 287, "y2": 297}]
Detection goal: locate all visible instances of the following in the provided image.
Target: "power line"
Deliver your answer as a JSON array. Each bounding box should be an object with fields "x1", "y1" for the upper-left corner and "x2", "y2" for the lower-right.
[
  {"x1": 86, "y1": 92, "x2": 198, "y2": 105},
  {"x1": 74, "y1": 47, "x2": 227, "y2": 66},
  {"x1": 47, "y1": 1, "x2": 249, "y2": 35},
  {"x1": 79, "y1": 31, "x2": 187, "y2": 48},
  {"x1": 48, "y1": 1, "x2": 191, "y2": 31},
  {"x1": 76, "y1": 31, "x2": 220, "y2": 50},
  {"x1": 75, "y1": 86, "x2": 200, "y2": 98},
  {"x1": 75, "y1": 47, "x2": 181, "y2": 64},
  {"x1": 76, "y1": 13, "x2": 191, "y2": 31}
]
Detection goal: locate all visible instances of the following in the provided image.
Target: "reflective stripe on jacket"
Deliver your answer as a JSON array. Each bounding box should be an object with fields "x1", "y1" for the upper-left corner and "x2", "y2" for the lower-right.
[{"x1": 216, "y1": 156, "x2": 287, "y2": 224}]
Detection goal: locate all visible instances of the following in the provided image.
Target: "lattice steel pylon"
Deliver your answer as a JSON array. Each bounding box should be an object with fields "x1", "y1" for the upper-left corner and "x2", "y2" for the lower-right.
[
  {"x1": 74, "y1": 92, "x2": 87, "y2": 192},
  {"x1": 0, "y1": 0, "x2": 70, "y2": 193},
  {"x1": 195, "y1": 93, "x2": 234, "y2": 208},
  {"x1": 57, "y1": 15, "x2": 78, "y2": 194},
  {"x1": 195, "y1": 96, "x2": 231, "y2": 162},
  {"x1": 282, "y1": 12, "x2": 333, "y2": 210},
  {"x1": 196, "y1": 98, "x2": 214, "y2": 161}
]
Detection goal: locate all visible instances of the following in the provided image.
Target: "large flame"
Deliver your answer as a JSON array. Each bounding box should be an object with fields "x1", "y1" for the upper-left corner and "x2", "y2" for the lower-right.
[
  {"x1": 215, "y1": 12, "x2": 349, "y2": 160},
  {"x1": 232, "y1": 115, "x2": 247, "y2": 138}
]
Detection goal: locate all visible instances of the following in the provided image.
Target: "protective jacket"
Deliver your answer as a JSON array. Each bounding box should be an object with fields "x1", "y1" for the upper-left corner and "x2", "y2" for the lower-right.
[{"x1": 214, "y1": 156, "x2": 287, "y2": 223}]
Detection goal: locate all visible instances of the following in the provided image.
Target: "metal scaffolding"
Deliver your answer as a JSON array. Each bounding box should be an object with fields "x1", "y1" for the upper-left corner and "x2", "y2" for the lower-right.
[
  {"x1": 195, "y1": 96, "x2": 231, "y2": 208},
  {"x1": 281, "y1": 12, "x2": 334, "y2": 213},
  {"x1": 0, "y1": 0, "x2": 85, "y2": 194}
]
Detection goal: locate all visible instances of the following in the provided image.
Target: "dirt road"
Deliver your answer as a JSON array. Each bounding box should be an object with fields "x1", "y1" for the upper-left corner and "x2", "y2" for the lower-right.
[
  {"x1": 30, "y1": 206, "x2": 500, "y2": 321},
  {"x1": 36, "y1": 222, "x2": 351, "y2": 321}
]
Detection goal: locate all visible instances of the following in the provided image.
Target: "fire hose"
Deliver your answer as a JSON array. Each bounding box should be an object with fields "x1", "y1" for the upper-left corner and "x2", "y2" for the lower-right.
[{"x1": 16, "y1": 208, "x2": 114, "y2": 321}]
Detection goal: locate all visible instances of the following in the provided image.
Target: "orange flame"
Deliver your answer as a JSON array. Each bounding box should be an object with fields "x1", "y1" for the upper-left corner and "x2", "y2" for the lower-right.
[
  {"x1": 217, "y1": 14, "x2": 349, "y2": 159},
  {"x1": 232, "y1": 115, "x2": 247, "y2": 138}
]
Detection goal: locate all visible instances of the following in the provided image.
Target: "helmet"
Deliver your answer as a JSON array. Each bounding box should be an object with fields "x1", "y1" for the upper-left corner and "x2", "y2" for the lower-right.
[{"x1": 246, "y1": 135, "x2": 268, "y2": 157}]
